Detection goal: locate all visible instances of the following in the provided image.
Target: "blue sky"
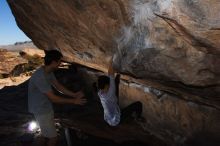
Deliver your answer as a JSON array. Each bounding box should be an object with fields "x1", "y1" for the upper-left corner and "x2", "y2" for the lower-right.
[{"x1": 0, "y1": 0, "x2": 30, "y2": 45}]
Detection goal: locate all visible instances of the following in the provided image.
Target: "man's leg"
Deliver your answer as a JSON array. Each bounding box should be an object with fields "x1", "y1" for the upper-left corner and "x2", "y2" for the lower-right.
[
  {"x1": 34, "y1": 113, "x2": 58, "y2": 146},
  {"x1": 33, "y1": 136, "x2": 46, "y2": 146},
  {"x1": 47, "y1": 137, "x2": 58, "y2": 146},
  {"x1": 121, "y1": 101, "x2": 143, "y2": 122}
]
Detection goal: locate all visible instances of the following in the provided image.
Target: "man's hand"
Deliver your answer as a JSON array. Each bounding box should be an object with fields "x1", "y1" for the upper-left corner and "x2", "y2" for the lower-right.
[
  {"x1": 53, "y1": 80, "x2": 86, "y2": 98},
  {"x1": 108, "y1": 56, "x2": 115, "y2": 76},
  {"x1": 73, "y1": 97, "x2": 87, "y2": 105},
  {"x1": 46, "y1": 91, "x2": 87, "y2": 105},
  {"x1": 72, "y1": 91, "x2": 85, "y2": 98}
]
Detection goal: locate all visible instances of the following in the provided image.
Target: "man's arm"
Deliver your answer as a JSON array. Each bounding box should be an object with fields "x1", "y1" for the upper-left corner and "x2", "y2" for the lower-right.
[
  {"x1": 52, "y1": 80, "x2": 84, "y2": 98},
  {"x1": 45, "y1": 91, "x2": 86, "y2": 105},
  {"x1": 108, "y1": 57, "x2": 115, "y2": 76},
  {"x1": 107, "y1": 56, "x2": 117, "y2": 94}
]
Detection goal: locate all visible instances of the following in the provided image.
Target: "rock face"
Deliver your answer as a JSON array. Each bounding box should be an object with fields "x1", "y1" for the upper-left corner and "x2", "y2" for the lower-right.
[
  {"x1": 0, "y1": 67, "x2": 166, "y2": 146},
  {"x1": 7, "y1": 0, "x2": 220, "y2": 145},
  {"x1": 7, "y1": 0, "x2": 220, "y2": 97}
]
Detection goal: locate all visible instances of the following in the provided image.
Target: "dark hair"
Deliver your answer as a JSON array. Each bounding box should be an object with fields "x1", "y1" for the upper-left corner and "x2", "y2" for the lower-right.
[
  {"x1": 44, "y1": 50, "x2": 63, "y2": 65},
  {"x1": 97, "y1": 75, "x2": 110, "y2": 90}
]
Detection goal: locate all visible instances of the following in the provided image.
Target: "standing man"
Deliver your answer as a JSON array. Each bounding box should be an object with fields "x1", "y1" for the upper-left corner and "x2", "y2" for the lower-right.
[{"x1": 28, "y1": 49, "x2": 87, "y2": 146}]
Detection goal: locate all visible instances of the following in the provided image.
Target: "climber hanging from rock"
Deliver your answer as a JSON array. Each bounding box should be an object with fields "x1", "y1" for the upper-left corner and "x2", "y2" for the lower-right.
[{"x1": 95, "y1": 55, "x2": 145, "y2": 126}]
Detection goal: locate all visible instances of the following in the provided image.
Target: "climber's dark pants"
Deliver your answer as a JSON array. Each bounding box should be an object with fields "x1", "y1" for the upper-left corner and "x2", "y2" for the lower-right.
[
  {"x1": 115, "y1": 74, "x2": 120, "y2": 99},
  {"x1": 121, "y1": 101, "x2": 143, "y2": 122}
]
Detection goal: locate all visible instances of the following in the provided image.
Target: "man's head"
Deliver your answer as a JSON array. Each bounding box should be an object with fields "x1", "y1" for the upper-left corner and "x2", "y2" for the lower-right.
[
  {"x1": 44, "y1": 50, "x2": 63, "y2": 68},
  {"x1": 97, "y1": 75, "x2": 110, "y2": 91}
]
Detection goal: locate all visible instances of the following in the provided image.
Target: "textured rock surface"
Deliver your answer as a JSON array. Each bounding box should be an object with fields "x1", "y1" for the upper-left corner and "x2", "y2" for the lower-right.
[
  {"x1": 7, "y1": 0, "x2": 220, "y2": 98},
  {"x1": 119, "y1": 79, "x2": 220, "y2": 144},
  {"x1": 79, "y1": 65, "x2": 220, "y2": 145},
  {"x1": 6, "y1": 0, "x2": 220, "y2": 145}
]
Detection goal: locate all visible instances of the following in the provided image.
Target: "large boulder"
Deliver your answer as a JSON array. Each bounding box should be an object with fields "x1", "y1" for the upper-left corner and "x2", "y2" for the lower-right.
[{"x1": 7, "y1": 0, "x2": 220, "y2": 98}]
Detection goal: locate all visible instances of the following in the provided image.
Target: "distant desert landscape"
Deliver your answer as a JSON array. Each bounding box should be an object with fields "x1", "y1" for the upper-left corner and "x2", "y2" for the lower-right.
[{"x1": 0, "y1": 41, "x2": 44, "y2": 89}]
